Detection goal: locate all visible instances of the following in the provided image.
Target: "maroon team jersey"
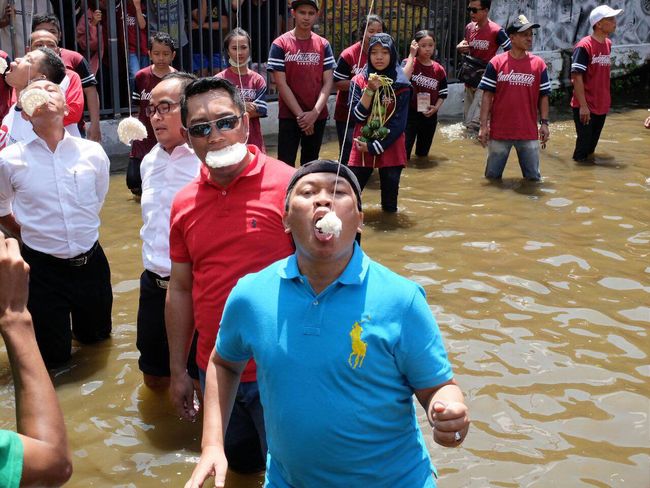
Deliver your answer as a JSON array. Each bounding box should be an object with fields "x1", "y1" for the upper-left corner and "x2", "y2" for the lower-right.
[
  {"x1": 333, "y1": 42, "x2": 367, "y2": 122},
  {"x1": 408, "y1": 60, "x2": 448, "y2": 110},
  {"x1": 570, "y1": 36, "x2": 612, "y2": 115},
  {"x1": 267, "y1": 31, "x2": 335, "y2": 120},
  {"x1": 131, "y1": 66, "x2": 164, "y2": 160},
  {"x1": 478, "y1": 52, "x2": 551, "y2": 140},
  {"x1": 465, "y1": 19, "x2": 511, "y2": 63}
]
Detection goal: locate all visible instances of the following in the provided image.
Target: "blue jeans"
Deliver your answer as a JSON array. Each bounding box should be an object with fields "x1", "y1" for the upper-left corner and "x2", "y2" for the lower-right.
[
  {"x1": 199, "y1": 369, "x2": 267, "y2": 473},
  {"x1": 485, "y1": 139, "x2": 541, "y2": 180},
  {"x1": 129, "y1": 53, "x2": 150, "y2": 93}
]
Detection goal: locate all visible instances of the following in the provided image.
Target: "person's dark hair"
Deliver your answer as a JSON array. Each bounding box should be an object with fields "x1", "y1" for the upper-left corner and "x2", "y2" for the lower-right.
[
  {"x1": 479, "y1": 0, "x2": 491, "y2": 9},
  {"x1": 223, "y1": 27, "x2": 251, "y2": 52},
  {"x1": 31, "y1": 13, "x2": 61, "y2": 34},
  {"x1": 414, "y1": 29, "x2": 436, "y2": 44},
  {"x1": 358, "y1": 14, "x2": 386, "y2": 41},
  {"x1": 35, "y1": 47, "x2": 66, "y2": 84},
  {"x1": 149, "y1": 32, "x2": 176, "y2": 52},
  {"x1": 161, "y1": 72, "x2": 198, "y2": 98},
  {"x1": 181, "y1": 77, "x2": 245, "y2": 126}
]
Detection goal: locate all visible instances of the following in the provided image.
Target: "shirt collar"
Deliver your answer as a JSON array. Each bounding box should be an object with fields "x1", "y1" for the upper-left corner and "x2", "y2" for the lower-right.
[
  {"x1": 199, "y1": 144, "x2": 264, "y2": 189},
  {"x1": 164, "y1": 142, "x2": 194, "y2": 159},
  {"x1": 30, "y1": 127, "x2": 72, "y2": 152},
  {"x1": 278, "y1": 241, "x2": 369, "y2": 286}
]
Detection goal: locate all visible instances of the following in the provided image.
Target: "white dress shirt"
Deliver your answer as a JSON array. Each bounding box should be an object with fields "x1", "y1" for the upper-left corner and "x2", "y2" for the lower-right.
[
  {"x1": 140, "y1": 143, "x2": 200, "y2": 277},
  {"x1": 0, "y1": 131, "x2": 109, "y2": 258}
]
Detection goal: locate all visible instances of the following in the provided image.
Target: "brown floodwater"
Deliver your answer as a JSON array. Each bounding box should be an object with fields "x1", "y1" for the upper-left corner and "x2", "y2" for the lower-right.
[{"x1": 1, "y1": 107, "x2": 649, "y2": 487}]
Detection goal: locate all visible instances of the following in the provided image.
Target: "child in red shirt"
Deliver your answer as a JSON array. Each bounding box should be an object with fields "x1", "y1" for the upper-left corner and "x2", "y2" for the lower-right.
[
  {"x1": 127, "y1": 32, "x2": 176, "y2": 197},
  {"x1": 402, "y1": 30, "x2": 448, "y2": 160},
  {"x1": 348, "y1": 33, "x2": 411, "y2": 213},
  {"x1": 216, "y1": 28, "x2": 267, "y2": 153}
]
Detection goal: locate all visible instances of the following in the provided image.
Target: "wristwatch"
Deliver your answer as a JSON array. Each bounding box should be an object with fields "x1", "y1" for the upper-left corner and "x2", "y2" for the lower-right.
[{"x1": 540, "y1": 119, "x2": 549, "y2": 126}]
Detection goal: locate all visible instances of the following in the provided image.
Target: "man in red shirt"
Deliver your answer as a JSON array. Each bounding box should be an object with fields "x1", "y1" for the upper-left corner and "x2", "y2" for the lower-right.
[
  {"x1": 478, "y1": 15, "x2": 550, "y2": 181},
  {"x1": 166, "y1": 77, "x2": 294, "y2": 474},
  {"x1": 456, "y1": 0, "x2": 510, "y2": 133},
  {"x1": 570, "y1": 5, "x2": 622, "y2": 162},
  {"x1": 31, "y1": 14, "x2": 102, "y2": 142}
]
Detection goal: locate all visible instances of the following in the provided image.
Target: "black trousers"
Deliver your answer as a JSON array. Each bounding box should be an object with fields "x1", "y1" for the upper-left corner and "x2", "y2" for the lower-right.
[
  {"x1": 136, "y1": 270, "x2": 200, "y2": 379},
  {"x1": 572, "y1": 108, "x2": 607, "y2": 161},
  {"x1": 126, "y1": 157, "x2": 143, "y2": 196},
  {"x1": 277, "y1": 118, "x2": 327, "y2": 167},
  {"x1": 23, "y1": 242, "x2": 113, "y2": 367},
  {"x1": 405, "y1": 110, "x2": 438, "y2": 160},
  {"x1": 349, "y1": 165, "x2": 403, "y2": 213},
  {"x1": 335, "y1": 120, "x2": 354, "y2": 165}
]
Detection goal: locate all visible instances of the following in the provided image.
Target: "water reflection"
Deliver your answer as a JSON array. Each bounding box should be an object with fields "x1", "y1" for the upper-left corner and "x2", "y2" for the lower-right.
[{"x1": 0, "y1": 108, "x2": 648, "y2": 487}]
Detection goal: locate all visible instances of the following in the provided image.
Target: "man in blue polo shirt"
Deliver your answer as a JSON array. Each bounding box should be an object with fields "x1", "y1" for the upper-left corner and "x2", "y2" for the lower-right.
[{"x1": 185, "y1": 160, "x2": 470, "y2": 488}]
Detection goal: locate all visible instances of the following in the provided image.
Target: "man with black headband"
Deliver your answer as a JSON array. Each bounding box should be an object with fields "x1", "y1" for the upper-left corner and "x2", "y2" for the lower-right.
[{"x1": 186, "y1": 159, "x2": 470, "y2": 488}]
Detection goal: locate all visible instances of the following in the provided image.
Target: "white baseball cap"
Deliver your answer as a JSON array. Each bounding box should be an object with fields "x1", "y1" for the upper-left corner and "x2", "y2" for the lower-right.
[{"x1": 589, "y1": 5, "x2": 623, "y2": 28}]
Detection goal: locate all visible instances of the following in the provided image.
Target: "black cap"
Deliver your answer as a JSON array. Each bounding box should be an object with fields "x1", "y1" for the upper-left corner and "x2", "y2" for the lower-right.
[
  {"x1": 290, "y1": 0, "x2": 319, "y2": 10},
  {"x1": 285, "y1": 160, "x2": 362, "y2": 211},
  {"x1": 506, "y1": 14, "x2": 540, "y2": 35}
]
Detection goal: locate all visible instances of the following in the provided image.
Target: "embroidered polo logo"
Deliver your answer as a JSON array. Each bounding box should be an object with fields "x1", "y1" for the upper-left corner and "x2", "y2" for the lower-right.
[{"x1": 348, "y1": 318, "x2": 369, "y2": 369}]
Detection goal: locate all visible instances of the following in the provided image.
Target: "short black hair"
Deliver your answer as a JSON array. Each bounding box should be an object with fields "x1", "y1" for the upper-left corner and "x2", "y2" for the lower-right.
[
  {"x1": 36, "y1": 47, "x2": 66, "y2": 84},
  {"x1": 358, "y1": 14, "x2": 386, "y2": 41},
  {"x1": 181, "y1": 77, "x2": 245, "y2": 127},
  {"x1": 149, "y1": 32, "x2": 176, "y2": 52},
  {"x1": 161, "y1": 71, "x2": 197, "y2": 92},
  {"x1": 32, "y1": 13, "x2": 61, "y2": 34},
  {"x1": 479, "y1": 0, "x2": 491, "y2": 9}
]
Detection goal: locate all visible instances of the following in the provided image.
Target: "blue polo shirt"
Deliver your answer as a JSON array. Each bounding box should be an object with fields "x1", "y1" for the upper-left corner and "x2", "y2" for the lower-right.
[{"x1": 217, "y1": 243, "x2": 453, "y2": 487}]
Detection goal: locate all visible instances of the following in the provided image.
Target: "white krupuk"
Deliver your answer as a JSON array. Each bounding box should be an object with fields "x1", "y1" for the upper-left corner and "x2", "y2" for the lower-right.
[
  {"x1": 19, "y1": 89, "x2": 49, "y2": 116},
  {"x1": 204, "y1": 143, "x2": 248, "y2": 168},
  {"x1": 0, "y1": 57, "x2": 7, "y2": 74},
  {"x1": 316, "y1": 211, "x2": 343, "y2": 237},
  {"x1": 117, "y1": 117, "x2": 148, "y2": 145}
]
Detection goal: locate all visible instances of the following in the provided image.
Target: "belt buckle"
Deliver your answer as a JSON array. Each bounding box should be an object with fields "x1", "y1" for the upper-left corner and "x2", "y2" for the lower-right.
[
  {"x1": 156, "y1": 278, "x2": 169, "y2": 289},
  {"x1": 69, "y1": 255, "x2": 88, "y2": 266}
]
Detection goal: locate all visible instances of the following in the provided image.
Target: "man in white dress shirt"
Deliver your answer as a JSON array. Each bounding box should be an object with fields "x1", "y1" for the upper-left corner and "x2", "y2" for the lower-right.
[
  {"x1": 0, "y1": 78, "x2": 112, "y2": 367},
  {"x1": 137, "y1": 71, "x2": 201, "y2": 389}
]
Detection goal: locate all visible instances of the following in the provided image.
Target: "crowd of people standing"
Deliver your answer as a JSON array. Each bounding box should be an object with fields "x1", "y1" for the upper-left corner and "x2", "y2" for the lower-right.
[{"x1": 0, "y1": 0, "x2": 635, "y2": 486}]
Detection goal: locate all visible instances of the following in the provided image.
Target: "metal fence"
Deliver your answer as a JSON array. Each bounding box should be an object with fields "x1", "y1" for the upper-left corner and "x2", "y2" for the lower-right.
[{"x1": 0, "y1": 0, "x2": 466, "y2": 119}]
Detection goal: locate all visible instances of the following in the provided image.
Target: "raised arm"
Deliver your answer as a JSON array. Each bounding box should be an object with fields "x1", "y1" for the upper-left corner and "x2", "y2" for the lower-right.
[{"x1": 0, "y1": 231, "x2": 72, "y2": 487}]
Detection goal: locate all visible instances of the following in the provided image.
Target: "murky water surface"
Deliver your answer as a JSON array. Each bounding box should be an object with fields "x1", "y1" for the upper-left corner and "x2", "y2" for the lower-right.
[{"x1": 1, "y1": 108, "x2": 649, "y2": 487}]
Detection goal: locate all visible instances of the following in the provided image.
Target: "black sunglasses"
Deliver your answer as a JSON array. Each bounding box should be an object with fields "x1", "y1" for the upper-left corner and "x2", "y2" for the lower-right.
[
  {"x1": 467, "y1": 7, "x2": 485, "y2": 13},
  {"x1": 145, "y1": 101, "x2": 180, "y2": 117},
  {"x1": 186, "y1": 114, "x2": 243, "y2": 138}
]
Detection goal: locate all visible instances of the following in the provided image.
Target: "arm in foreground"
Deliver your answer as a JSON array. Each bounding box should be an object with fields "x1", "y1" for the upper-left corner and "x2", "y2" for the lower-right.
[
  {"x1": 0, "y1": 231, "x2": 72, "y2": 486},
  {"x1": 415, "y1": 379, "x2": 470, "y2": 447},
  {"x1": 184, "y1": 350, "x2": 246, "y2": 488}
]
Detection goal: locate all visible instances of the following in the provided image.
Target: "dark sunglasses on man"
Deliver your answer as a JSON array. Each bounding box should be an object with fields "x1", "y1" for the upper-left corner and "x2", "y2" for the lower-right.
[
  {"x1": 186, "y1": 114, "x2": 243, "y2": 138},
  {"x1": 467, "y1": 6, "x2": 485, "y2": 13}
]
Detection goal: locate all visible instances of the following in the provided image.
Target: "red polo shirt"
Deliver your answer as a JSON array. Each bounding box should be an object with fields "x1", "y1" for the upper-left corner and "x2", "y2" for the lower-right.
[{"x1": 169, "y1": 145, "x2": 295, "y2": 380}]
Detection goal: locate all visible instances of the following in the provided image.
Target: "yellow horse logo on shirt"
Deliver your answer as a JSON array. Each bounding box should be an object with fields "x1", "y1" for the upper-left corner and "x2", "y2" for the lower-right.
[{"x1": 348, "y1": 318, "x2": 369, "y2": 369}]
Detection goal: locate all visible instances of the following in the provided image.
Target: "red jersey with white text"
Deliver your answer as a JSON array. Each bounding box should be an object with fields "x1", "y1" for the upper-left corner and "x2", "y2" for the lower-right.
[
  {"x1": 333, "y1": 42, "x2": 367, "y2": 122},
  {"x1": 131, "y1": 66, "x2": 163, "y2": 159},
  {"x1": 407, "y1": 59, "x2": 448, "y2": 110},
  {"x1": 169, "y1": 146, "x2": 295, "y2": 377},
  {"x1": 267, "y1": 30, "x2": 335, "y2": 120},
  {"x1": 478, "y1": 52, "x2": 551, "y2": 140},
  {"x1": 570, "y1": 36, "x2": 612, "y2": 115},
  {"x1": 216, "y1": 69, "x2": 268, "y2": 152},
  {"x1": 464, "y1": 19, "x2": 511, "y2": 63}
]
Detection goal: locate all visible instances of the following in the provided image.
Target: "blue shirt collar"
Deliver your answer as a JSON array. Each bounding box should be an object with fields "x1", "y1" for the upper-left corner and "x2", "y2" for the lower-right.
[{"x1": 278, "y1": 241, "x2": 369, "y2": 286}]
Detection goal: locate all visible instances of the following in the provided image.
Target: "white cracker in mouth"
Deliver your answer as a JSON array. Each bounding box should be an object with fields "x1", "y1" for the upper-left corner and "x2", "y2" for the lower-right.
[
  {"x1": 315, "y1": 211, "x2": 342, "y2": 237},
  {"x1": 205, "y1": 143, "x2": 247, "y2": 168},
  {"x1": 20, "y1": 88, "x2": 49, "y2": 116}
]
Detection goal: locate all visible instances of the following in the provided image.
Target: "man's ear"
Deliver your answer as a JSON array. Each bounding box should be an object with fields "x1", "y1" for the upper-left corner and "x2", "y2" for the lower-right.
[
  {"x1": 282, "y1": 212, "x2": 291, "y2": 234},
  {"x1": 357, "y1": 211, "x2": 364, "y2": 233}
]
